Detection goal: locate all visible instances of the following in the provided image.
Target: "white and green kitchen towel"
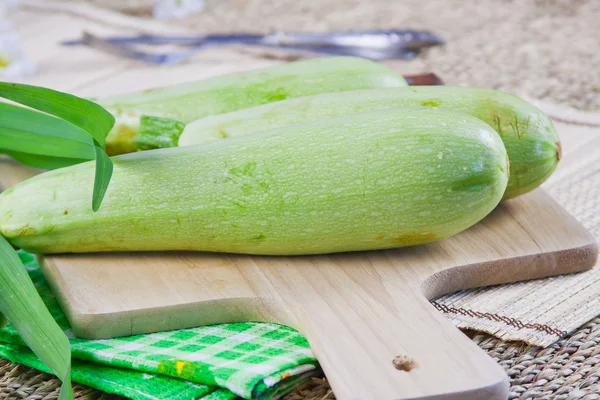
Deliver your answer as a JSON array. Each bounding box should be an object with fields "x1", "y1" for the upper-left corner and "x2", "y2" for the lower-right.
[{"x1": 0, "y1": 252, "x2": 321, "y2": 400}]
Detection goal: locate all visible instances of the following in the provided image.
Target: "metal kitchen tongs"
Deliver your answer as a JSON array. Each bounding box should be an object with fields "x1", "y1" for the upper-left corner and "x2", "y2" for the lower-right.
[{"x1": 63, "y1": 29, "x2": 444, "y2": 65}]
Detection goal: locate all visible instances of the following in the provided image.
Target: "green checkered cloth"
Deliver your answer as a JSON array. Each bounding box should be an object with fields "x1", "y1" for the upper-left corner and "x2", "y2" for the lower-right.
[{"x1": 0, "y1": 252, "x2": 321, "y2": 400}]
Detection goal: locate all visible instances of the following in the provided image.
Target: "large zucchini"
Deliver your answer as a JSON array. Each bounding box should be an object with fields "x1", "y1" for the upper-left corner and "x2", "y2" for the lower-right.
[
  {"x1": 98, "y1": 56, "x2": 408, "y2": 155},
  {"x1": 179, "y1": 86, "x2": 558, "y2": 199},
  {"x1": 0, "y1": 108, "x2": 508, "y2": 255}
]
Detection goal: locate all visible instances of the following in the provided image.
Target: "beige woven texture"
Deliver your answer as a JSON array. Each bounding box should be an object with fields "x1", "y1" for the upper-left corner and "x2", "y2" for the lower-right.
[{"x1": 2, "y1": 0, "x2": 600, "y2": 398}]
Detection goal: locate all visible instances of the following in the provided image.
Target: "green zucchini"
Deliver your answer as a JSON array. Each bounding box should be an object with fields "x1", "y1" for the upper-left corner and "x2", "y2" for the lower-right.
[
  {"x1": 179, "y1": 86, "x2": 559, "y2": 199},
  {"x1": 98, "y1": 56, "x2": 408, "y2": 155},
  {"x1": 0, "y1": 108, "x2": 508, "y2": 255}
]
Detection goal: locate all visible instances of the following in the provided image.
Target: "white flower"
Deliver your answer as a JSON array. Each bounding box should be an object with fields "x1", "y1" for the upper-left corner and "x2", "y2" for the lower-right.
[
  {"x1": 153, "y1": 0, "x2": 205, "y2": 20},
  {"x1": 0, "y1": 24, "x2": 36, "y2": 82},
  {"x1": 0, "y1": 0, "x2": 35, "y2": 81}
]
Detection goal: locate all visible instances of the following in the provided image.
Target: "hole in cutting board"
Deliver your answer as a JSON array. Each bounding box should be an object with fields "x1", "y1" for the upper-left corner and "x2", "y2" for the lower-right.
[{"x1": 392, "y1": 355, "x2": 418, "y2": 372}]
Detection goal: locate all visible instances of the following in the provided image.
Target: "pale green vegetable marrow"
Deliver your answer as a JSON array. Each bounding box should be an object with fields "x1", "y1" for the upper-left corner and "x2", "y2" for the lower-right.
[
  {"x1": 98, "y1": 56, "x2": 408, "y2": 155},
  {"x1": 179, "y1": 86, "x2": 559, "y2": 199},
  {"x1": 0, "y1": 108, "x2": 508, "y2": 255}
]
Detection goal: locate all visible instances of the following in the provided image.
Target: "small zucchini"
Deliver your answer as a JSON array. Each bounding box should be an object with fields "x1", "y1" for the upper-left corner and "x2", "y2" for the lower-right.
[
  {"x1": 98, "y1": 56, "x2": 408, "y2": 155},
  {"x1": 179, "y1": 86, "x2": 559, "y2": 199},
  {"x1": 0, "y1": 108, "x2": 508, "y2": 255}
]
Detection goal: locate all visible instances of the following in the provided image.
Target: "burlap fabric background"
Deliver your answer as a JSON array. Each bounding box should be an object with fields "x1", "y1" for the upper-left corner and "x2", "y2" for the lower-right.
[{"x1": 2, "y1": 0, "x2": 600, "y2": 398}]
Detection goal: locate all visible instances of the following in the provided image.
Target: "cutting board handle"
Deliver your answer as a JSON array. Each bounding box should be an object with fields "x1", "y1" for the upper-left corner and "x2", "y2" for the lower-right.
[{"x1": 270, "y1": 272, "x2": 510, "y2": 400}]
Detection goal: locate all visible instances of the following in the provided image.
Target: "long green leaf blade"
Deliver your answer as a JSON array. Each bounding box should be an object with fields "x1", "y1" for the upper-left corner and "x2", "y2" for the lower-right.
[
  {"x1": 0, "y1": 238, "x2": 73, "y2": 400},
  {"x1": 5, "y1": 151, "x2": 89, "y2": 170},
  {"x1": 0, "y1": 103, "x2": 95, "y2": 159},
  {"x1": 0, "y1": 102, "x2": 95, "y2": 146},
  {"x1": 0, "y1": 82, "x2": 114, "y2": 147},
  {"x1": 0, "y1": 82, "x2": 116, "y2": 211},
  {"x1": 92, "y1": 141, "x2": 113, "y2": 212}
]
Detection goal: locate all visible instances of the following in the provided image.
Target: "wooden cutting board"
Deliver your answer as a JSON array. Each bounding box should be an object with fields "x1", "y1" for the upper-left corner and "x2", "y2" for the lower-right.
[{"x1": 1, "y1": 161, "x2": 595, "y2": 400}]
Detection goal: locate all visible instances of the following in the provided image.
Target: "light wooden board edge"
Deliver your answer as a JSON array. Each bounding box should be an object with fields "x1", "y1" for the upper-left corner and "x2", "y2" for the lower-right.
[{"x1": 40, "y1": 221, "x2": 597, "y2": 340}]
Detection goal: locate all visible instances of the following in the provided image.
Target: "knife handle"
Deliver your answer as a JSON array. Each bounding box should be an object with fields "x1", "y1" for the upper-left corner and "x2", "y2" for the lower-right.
[{"x1": 403, "y1": 72, "x2": 444, "y2": 86}]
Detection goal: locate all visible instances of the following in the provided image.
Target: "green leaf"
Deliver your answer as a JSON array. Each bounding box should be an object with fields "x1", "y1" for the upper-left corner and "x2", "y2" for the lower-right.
[
  {"x1": 0, "y1": 82, "x2": 115, "y2": 211},
  {"x1": 0, "y1": 102, "x2": 95, "y2": 159},
  {"x1": 92, "y1": 141, "x2": 113, "y2": 212},
  {"x1": 6, "y1": 151, "x2": 89, "y2": 170},
  {"x1": 0, "y1": 238, "x2": 73, "y2": 400},
  {"x1": 0, "y1": 82, "x2": 114, "y2": 147}
]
